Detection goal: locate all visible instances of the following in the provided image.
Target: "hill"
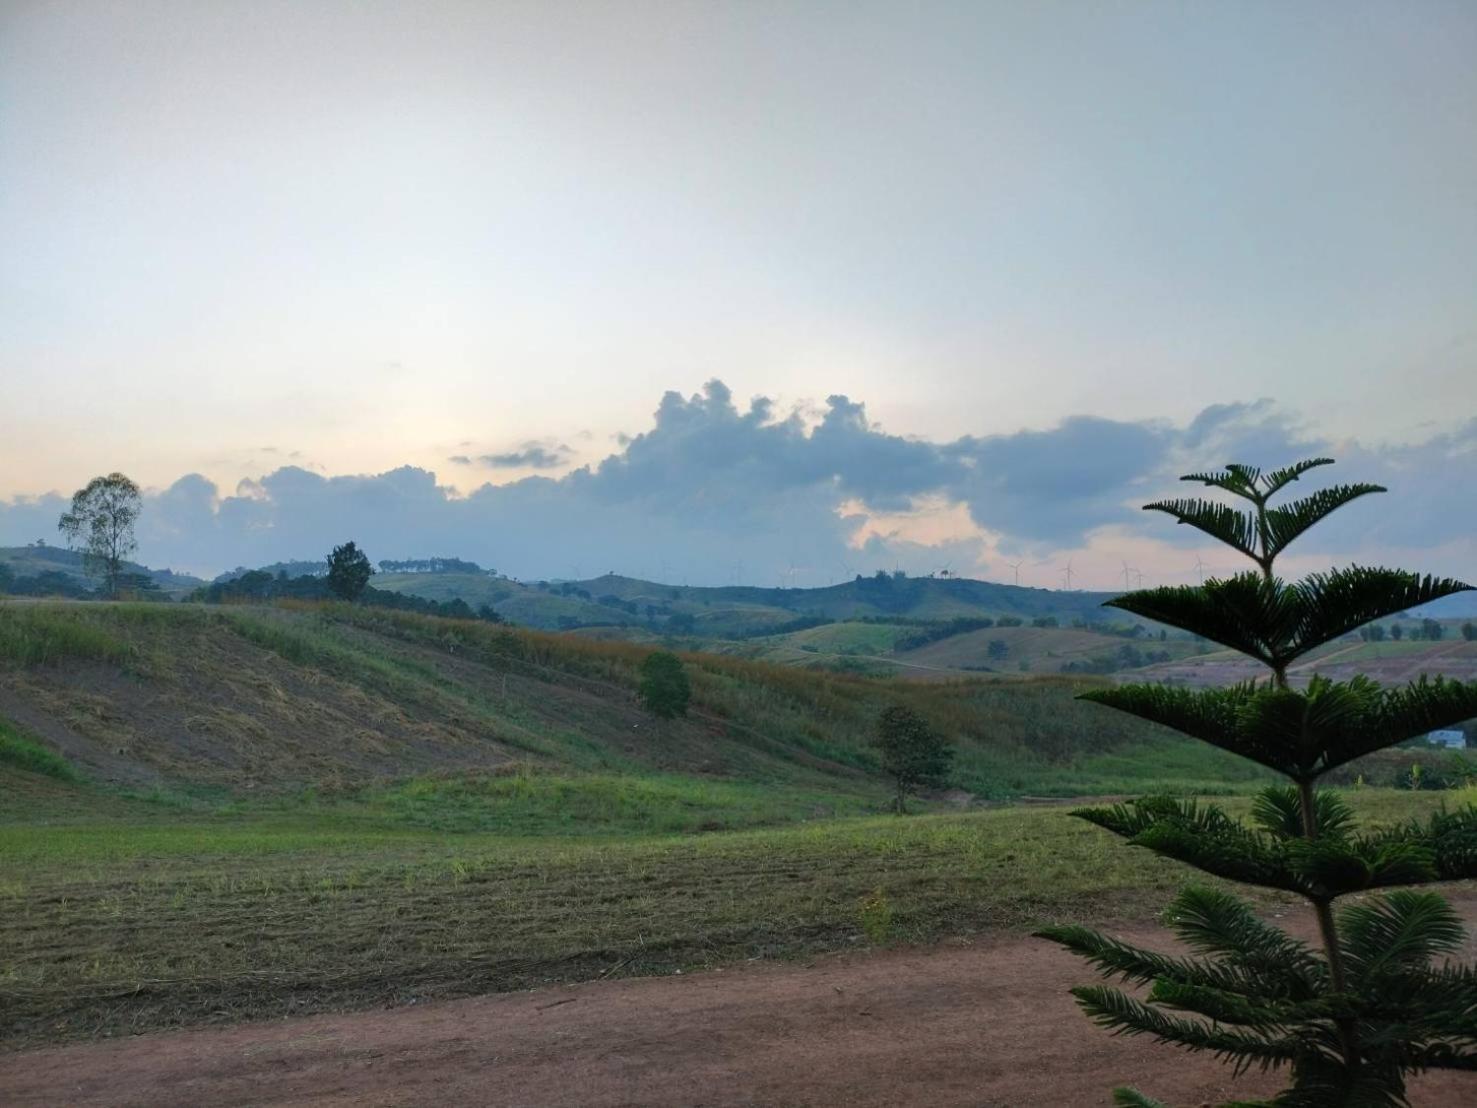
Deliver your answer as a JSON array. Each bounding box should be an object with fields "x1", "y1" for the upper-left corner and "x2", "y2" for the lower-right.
[
  {"x1": 1130, "y1": 635, "x2": 1477, "y2": 688},
  {"x1": 373, "y1": 570, "x2": 1130, "y2": 635},
  {"x1": 0, "y1": 544, "x2": 206, "y2": 599},
  {"x1": 0, "y1": 600, "x2": 1266, "y2": 805}
]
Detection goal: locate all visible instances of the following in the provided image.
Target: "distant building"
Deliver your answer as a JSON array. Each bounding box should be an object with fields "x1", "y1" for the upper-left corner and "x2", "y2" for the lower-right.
[{"x1": 1427, "y1": 730, "x2": 1467, "y2": 750}]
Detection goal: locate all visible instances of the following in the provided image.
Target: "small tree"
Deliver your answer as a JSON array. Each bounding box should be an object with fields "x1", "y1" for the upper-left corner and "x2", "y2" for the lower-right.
[
  {"x1": 987, "y1": 638, "x2": 1009, "y2": 661},
  {"x1": 1038, "y1": 458, "x2": 1477, "y2": 1105},
  {"x1": 57, "y1": 473, "x2": 142, "y2": 599},
  {"x1": 1463, "y1": 621, "x2": 1476, "y2": 642},
  {"x1": 874, "y1": 704, "x2": 952, "y2": 813},
  {"x1": 638, "y1": 650, "x2": 690, "y2": 718},
  {"x1": 326, "y1": 542, "x2": 373, "y2": 601}
]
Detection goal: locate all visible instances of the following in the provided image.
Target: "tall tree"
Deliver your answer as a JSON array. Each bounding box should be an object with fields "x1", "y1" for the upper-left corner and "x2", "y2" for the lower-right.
[
  {"x1": 1038, "y1": 458, "x2": 1477, "y2": 1106},
  {"x1": 57, "y1": 472, "x2": 142, "y2": 599},
  {"x1": 874, "y1": 704, "x2": 953, "y2": 813},
  {"x1": 325, "y1": 542, "x2": 373, "y2": 601}
]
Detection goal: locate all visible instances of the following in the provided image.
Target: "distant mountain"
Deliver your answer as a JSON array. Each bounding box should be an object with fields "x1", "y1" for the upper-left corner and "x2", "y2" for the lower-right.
[
  {"x1": 371, "y1": 569, "x2": 1130, "y2": 634},
  {"x1": 1412, "y1": 591, "x2": 1477, "y2": 618}
]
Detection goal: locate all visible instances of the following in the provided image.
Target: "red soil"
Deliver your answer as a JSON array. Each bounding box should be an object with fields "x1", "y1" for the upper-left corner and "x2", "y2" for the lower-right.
[{"x1": 3, "y1": 922, "x2": 1472, "y2": 1107}]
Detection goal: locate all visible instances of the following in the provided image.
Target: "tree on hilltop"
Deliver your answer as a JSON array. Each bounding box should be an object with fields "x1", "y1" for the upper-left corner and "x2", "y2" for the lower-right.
[
  {"x1": 1037, "y1": 457, "x2": 1477, "y2": 1105},
  {"x1": 57, "y1": 472, "x2": 141, "y2": 599},
  {"x1": 326, "y1": 542, "x2": 373, "y2": 601}
]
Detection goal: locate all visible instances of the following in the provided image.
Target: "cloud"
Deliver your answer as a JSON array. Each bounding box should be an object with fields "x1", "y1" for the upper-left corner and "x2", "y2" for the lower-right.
[
  {"x1": 480, "y1": 443, "x2": 572, "y2": 469},
  {"x1": 1, "y1": 380, "x2": 1472, "y2": 587}
]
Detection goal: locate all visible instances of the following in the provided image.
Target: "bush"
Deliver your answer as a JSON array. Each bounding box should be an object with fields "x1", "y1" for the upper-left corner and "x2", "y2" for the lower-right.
[{"x1": 638, "y1": 651, "x2": 691, "y2": 718}]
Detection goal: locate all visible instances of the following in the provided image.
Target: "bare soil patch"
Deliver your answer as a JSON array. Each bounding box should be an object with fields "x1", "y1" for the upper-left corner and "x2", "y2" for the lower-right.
[{"x1": 3, "y1": 918, "x2": 1473, "y2": 1107}]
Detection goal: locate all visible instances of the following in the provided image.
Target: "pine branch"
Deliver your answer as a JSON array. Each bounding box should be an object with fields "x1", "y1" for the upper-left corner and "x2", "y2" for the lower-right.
[
  {"x1": 1287, "y1": 568, "x2": 1473, "y2": 661},
  {"x1": 1338, "y1": 892, "x2": 1466, "y2": 984},
  {"x1": 1148, "y1": 979, "x2": 1325, "y2": 1029},
  {"x1": 1179, "y1": 464, "x2": 1266, "y2": 502},
  {"x1": 1143, "y1": 498, "x2": 1260, "y2": 561},
  {"x1": 1358, "y1": 806, "x2": 1477, "y2": 882},
  {"x1": 1251, "y1": 786, "x2": 1354, "y2": 841},
  {"x1": 1262, "y1": 484, "x2": 1386, "y2": 560},
  {"x1": 1259, "y1": 458, "x2": 1337, "y2": 497},
  {"x1": 1166, "y1": 887, "x2": 1323, "y2": 984},
  {"x1": 1072, "y1": 985, "x2": 1303, "y2": 1067},
  {"x1": 1107, "y1": 568, "x2": 1475, "y2": 670},
  {"x1": 1105, "y1": 573, "x2": 1294, "y2": 666},
  {"x1": 1036, "y1": 923, "x2": 1306, "y2": 999},
  {"x1": 1082, "y1": 678, "x2": 1477, "y2": 781}
]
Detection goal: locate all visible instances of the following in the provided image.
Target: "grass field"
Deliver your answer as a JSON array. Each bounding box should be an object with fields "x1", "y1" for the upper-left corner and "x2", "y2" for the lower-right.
[
  {"x1": 2, "y1": 600, "x2": 1470, "y2": 1053},
  {"x1": 1, "y1": 766, "x2": 1461, "y2": 1049}
]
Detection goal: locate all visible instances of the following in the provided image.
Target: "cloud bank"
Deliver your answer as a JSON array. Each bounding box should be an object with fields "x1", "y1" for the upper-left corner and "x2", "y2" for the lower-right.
[{"x1": 3, "y1": 381, "x2": 1473, "y2": 590}]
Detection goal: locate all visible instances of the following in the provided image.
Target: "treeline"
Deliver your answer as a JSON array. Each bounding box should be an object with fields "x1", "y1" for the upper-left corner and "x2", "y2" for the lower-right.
[
  {"x1": 377, "y1": 557, "x2": 488, "y2": 575},
  {"x1": 1058, "y1": 642, "x2": 1173, "y2": 675},
  {"x1": 0, "y1": 563, "x2": 162, "y2": 600},
  {"x1": 894, "y1": 617, "x2": 1001, "y2": 651},
  {"x1": 192, "y1": 571, "x2": 504, "y2": 623},
  {"x1": 1359, "y1": 619, "x2": 1476, "y2": 642}
]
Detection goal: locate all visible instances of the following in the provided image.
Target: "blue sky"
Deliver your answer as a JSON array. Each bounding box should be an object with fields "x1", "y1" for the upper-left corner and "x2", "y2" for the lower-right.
[{"x1": 2, "y1": 2, "x2": 1474, "y2": 585}]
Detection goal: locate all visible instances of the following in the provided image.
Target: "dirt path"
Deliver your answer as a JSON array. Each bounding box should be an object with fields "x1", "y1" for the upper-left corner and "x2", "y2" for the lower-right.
[{"x1": 4, "y1": 922, "x2": 1473, "y2": 1108}]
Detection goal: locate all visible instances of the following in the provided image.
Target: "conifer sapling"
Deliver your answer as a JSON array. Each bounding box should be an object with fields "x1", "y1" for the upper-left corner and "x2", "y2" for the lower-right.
[{"x1": 1036, "y1": 458, "x2": 1477, "y2": 1106}]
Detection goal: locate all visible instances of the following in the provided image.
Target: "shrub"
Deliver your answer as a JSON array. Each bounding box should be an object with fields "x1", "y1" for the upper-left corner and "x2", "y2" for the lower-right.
[{"x1": 638, "y1": 650, "x2": 691, "y2": 718}]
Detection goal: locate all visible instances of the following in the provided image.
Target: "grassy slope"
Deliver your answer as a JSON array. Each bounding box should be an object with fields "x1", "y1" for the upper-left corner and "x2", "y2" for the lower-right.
[
  {"x1": 1131, "y1": 636, "x2": 1477, "y2": 687},
  {"x1": 898, "y1": 625, "x2": 1208, "y2": 674},
  {"x1": 0, "y1": 600, "x2": 1263, "y2": 800}
]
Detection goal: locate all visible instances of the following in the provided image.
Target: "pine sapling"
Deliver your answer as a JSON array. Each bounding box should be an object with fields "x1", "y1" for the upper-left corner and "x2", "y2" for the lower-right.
[{"x1": 1037, "y1": 458, "x2": 1477, "y2": 1106}]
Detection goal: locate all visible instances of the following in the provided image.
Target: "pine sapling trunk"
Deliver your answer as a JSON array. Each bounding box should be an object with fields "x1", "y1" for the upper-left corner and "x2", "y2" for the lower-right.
[
  {"x1": 1261, "y1": 501, "x2": 1356, "y2": 1068},
  {"x1": 1264, "y1": 499, "x2": 1352, "y2": 1069}
]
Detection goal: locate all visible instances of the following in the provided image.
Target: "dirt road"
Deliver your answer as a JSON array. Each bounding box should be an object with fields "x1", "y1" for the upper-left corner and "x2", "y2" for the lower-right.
[{"x1": 3, "y1": 920, "x2": 1473, "y2": 1108}]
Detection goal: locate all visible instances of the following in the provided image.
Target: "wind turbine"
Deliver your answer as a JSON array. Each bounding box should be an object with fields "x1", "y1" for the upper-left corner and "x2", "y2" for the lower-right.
[
  {"x1": 1122, "y1": 561, "x2": 1133, "y2": 590},
  {"x1": 1008, "y1": 560, "x2": 1023, "y2": 587},
  {"x1": 1193, "y1": 555, "x2": 1207, "y2": 584},
  {"x1": 1061, "y1": 559, "x2": 1075, "y2": 590}
]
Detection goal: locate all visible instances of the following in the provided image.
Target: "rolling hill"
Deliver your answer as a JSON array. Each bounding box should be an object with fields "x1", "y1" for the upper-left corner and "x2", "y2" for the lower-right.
[
  {"x1": 0, "y1": 544, "x2": 206, "y2": 599},
  {"x1": 373, "y1": 570, "x2": 1130, "y2": 634},
  {"x1": 0, "y1": 600, "x2": 1269, "y2": 805}
]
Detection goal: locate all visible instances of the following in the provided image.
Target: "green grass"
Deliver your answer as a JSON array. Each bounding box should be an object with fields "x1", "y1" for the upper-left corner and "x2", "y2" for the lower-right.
[
  {"x1": 1, "y1": 772, "x2": 1461, "y2": 1048},
  {"x1": 0, "y1": 798, "x2": 1193, "y2": 1045},
  {"x1": 0, "y1": 720, "x2": 76, "y2": 781},
  {"x1": 0, "y1": 603, "x2": 133, "y2": 666},
  {"x1": 325, "y1": 769, "x2": 875, "y2": 835}
]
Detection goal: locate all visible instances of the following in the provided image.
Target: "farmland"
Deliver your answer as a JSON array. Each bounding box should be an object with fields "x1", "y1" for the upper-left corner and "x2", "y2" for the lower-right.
[{"x1": 0, "y1": 598, "x2": 1472, "y2": 1059}]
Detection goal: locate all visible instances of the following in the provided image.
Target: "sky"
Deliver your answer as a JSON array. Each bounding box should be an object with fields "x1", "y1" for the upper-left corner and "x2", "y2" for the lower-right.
[{"x1": 2, "y1": 2, "x2": 1475, "y2": 588}]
